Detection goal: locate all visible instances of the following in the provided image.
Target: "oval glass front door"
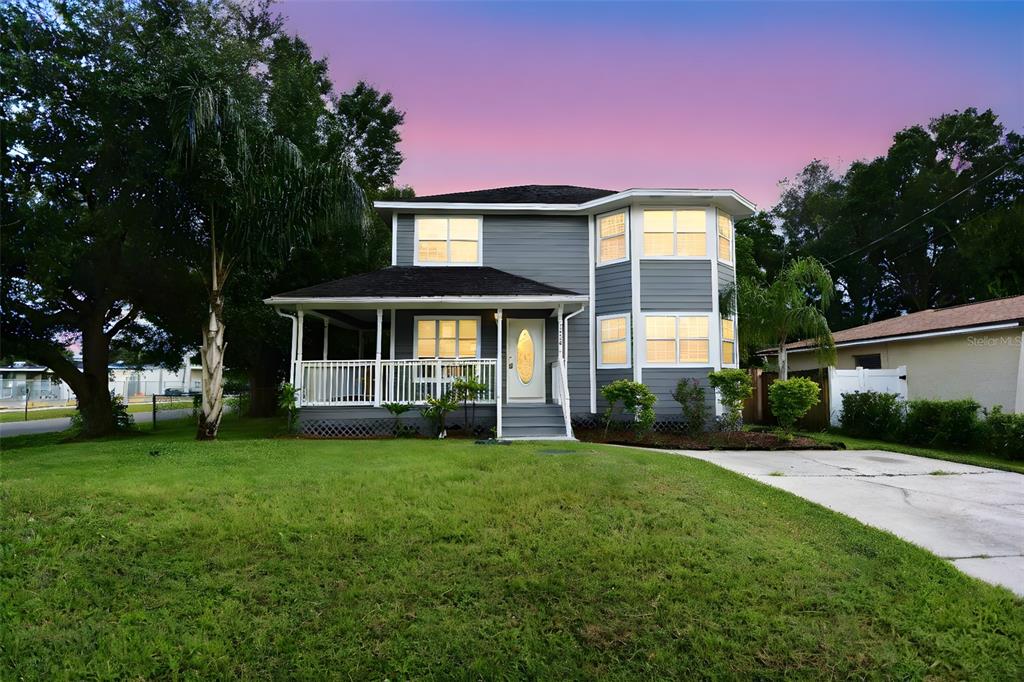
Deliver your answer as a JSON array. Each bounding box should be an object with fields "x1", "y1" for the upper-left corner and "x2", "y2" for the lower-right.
[{"x1": 516, "y1": 329, "x2": 534, "y2": 384}]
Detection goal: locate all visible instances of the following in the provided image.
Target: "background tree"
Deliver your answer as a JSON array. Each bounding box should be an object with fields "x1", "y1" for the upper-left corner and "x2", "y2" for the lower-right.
[
  {"x1": 739, "y1": 257, "x2": 836, "y2": 379},
  {"x1": 1, "y1": 0, "x2": 199, "y2": 437}
]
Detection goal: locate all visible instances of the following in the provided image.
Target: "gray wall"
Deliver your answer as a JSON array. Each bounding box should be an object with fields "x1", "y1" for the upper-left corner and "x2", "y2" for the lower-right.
[
  {"x1": 639, "y1": 261, "x2": 713, "y2": 311},
  {"x1": 595, "y1": 368, "x2": 633, "y2": 414},
  {"x1": 642, "y1": 368, "x2": 715, "y2": 420},
  {"x1": 595, "y1": 261, "x2": 631, "y2": 315},
  {"x1": 394, "y1": 213, "x2": 588, "y2": 294},
  {"x1": 393, "y1": 309, "x2": 499, "y2": 359}
]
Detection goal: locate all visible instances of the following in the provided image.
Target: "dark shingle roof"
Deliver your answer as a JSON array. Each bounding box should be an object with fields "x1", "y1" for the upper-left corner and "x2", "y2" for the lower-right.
[
  {"x1": 406, "y1": 184, "x2": 617, "y2": 204},
  {"x1": 271, "y1": 267, "x2": 581, "y2": 299}
]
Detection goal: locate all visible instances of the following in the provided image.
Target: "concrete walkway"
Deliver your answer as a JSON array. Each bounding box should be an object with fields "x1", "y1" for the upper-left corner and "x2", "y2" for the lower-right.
[
  {"x1": 672, "y1": 448, "x2": 1024, "y2": 597},
  {"x1": 0, "y1": 409, "x2": 191, "y2": 437}
]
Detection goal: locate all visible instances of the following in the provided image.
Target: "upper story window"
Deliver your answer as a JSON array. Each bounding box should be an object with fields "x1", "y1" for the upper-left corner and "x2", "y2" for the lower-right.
[
  {"x1": 415, "y1": 216, "x2": 482, "y2": 265},
  {"x1": 643, "y1": 314, "x2": 710, "y2": 365},
  {"x1": 416, "y1": 317, "x2": 479, "y2": 358},
  {"x1": 597, "y1": 211, "x2": 628, "y2": 265},
  {"x1": 642, "y1": 209, "x2": 707, "y2": 258},
  {"x1": 717, "y1": 211, "x2": 733, "y2": 263},
  {"x1": 598, "y1": 314, "x2": 631, "y2": 368},
  {"x1": 721, "y1": 318, "x2": 736, "y2": 365}
]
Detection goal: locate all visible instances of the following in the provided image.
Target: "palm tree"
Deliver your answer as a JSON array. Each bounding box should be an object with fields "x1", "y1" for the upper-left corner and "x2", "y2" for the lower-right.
[
  {"x1": 171, "y1": 81, "x2": 365, "y2": 439},
  {"x1": 738, "y1": 256, "x2": 836, "y2": 379}
]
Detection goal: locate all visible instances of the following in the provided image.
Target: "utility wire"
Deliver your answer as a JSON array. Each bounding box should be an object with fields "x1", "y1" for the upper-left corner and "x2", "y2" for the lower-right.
[{"x1": 824, "y1": 154, "x2": 1022, "y2": 267}]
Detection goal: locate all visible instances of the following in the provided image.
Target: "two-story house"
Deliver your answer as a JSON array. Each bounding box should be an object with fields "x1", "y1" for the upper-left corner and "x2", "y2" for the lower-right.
[{"x1": 264, "y1": 185, "x2": 756, "y2": 439}]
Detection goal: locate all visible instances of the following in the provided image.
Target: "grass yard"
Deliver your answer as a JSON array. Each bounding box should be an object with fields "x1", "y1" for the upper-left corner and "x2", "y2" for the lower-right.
[
  {"x1": 3, "y1": 419, "x2": 1023, "y2": 679},
  {"x1": 800, "y1": 430, "x2": 1024, "y2": 475},
  {"x1": 0, "y1": 401, "x2": 192, "y2": 424}
]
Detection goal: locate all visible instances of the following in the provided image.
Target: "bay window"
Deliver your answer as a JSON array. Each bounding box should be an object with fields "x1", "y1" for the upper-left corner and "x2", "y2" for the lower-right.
[
  {"x1": 415, "y1": 318, "x2": 479, "y2": 358},
  {"x1": 597, "y1": 211, "x2": 627, "y2": 264},
  {"x1": 598, "y1": 314, "x2": 630, "y2": 368},
  {"x1": 642, "y1": 208, "x2": 707, "y2": 257},
  {"x1": 722, "y1": 317, "x2": 736, "y2": 365},
  {"x1": 717, "y1": 211, "x2": 733, "y2": 263},
  {"x1": 643, "y1": 314, "x2": 710, "y2": 365},
  {"x1": 415, "y1": 216, "x2": 481, "y2": 265}
]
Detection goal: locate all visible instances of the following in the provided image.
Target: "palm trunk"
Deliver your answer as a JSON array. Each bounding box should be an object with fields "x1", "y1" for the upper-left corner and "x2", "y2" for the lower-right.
[
  {"x1": 778, "y1": 341, "x2": 789, "y2": 381},
  {"x1": 197, "y1": 245, "x2": 228, "y2": 440}
]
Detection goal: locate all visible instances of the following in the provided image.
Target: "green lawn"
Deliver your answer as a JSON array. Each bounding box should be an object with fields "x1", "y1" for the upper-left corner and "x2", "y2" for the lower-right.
[
  {"x1": 0, "y1": 401, "x2": 192, "y2": 423},
  {"x1": 800, "y1": 430, "x2": 1024, "y2": 475},
  {"x1": 3, "y1": 420, "x2": 1022, "y2": 679}
]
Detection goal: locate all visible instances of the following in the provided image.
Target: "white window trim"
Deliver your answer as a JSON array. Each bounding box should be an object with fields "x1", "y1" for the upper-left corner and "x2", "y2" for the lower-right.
[
  {"x1": 412, "y1": 315, "x2": 482, "y2": 359},
  {"x1": 639, "y1": 312, "x2": 716, "y2": 368},
  {"x1": 716, "y1": 208, "x2": 735, "y2": 266},
  {"x1": 638, "y1": 206, "x2": 713, "y2": 261},
  {"x1": 595, "y1": 209, "x2": 629, "y2": 267},
  {"x1": 721, "y1": 315, "x2": 739, "y2": 368},
  {"x1": 596, "y1": 312, "x2": 632, "y2": 369},
  {"x1": 412, "y1": 215, "x2": 483, "y2": 267}
]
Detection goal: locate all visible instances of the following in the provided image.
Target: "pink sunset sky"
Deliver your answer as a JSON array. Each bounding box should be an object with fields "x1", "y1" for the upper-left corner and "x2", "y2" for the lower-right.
[{"x1": 279, "y1": 1, "x2": 1024, "y2": 209}]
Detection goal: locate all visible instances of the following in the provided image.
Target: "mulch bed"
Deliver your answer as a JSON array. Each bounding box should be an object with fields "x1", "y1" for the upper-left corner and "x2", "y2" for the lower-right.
[{"x1": 575, "y1": 427, "x2": 842, "y2": 451}]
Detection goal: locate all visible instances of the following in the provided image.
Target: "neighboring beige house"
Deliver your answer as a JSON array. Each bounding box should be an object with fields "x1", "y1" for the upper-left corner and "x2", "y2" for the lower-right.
[{"x1": 773, "y1": 295, "x2": 1024, "y2": 413}]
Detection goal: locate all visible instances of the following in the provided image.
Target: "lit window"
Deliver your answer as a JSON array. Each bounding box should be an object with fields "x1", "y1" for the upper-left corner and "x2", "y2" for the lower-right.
[
  {"x1": 717, "y1": 211, "x2": 733, "y2": 263},
  {"x1": 598, "y1": 315, "x2": 630, "y2": 367},
  {"x1": 597, "y1": 212, "x2": 627, "y2": 264},
  {"x1": 415, "y1": 217, "x2": 481, "y2": 265},
  {"x1": 642, "y1": 209, "x2": 707, "y2": 257},
  {"x1": 416, "y1": 318, "x2": 478, "y2": 358},
  {"x1": 722, "y1": 318, "x2": 736, "y2": 365},
  {"x1": 644, "y1": 315, "x2": 710, "y2": 364}
]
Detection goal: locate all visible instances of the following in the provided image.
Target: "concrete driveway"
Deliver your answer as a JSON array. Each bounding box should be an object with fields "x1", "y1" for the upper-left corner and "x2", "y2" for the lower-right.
[{"x1": 673, "y1": 448, "x2": 1024, "y2": 597}]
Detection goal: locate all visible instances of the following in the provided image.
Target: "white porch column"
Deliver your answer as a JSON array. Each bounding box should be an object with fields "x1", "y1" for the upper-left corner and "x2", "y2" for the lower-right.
[
  {"x1": 296, "y1": 309, "x2": 304, "y2": 406},
  {"x1": 496, "y1": 308, "x2": 503, "y2": 438},
  {"x1": 374, "y1": 308, "x2": 383, "y2": 407},
  {"x1": 322, "y1": 318, "x2": 329, "y2": 360}
]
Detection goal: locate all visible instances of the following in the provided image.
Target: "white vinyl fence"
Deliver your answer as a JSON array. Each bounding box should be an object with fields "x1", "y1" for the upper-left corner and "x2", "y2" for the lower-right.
[{"x1": 827, "y1": 365, "x2": 908, "y2": 426}]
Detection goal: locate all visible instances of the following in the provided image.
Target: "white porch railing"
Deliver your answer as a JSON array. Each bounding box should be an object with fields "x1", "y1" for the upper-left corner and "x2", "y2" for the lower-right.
[{"x1": 299, "y1": 359, "x2": 497, "y2": 407}]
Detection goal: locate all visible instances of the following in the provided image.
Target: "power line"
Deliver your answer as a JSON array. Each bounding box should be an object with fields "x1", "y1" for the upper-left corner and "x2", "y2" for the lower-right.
[{"x1": 824, "y1": 154, "x2": 1022, "y2": 267}]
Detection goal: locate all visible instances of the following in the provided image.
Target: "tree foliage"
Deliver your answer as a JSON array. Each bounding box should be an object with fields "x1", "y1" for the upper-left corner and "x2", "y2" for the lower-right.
[{"x1": 749, "y1": 109, "x2": 1024, "y2": 332}]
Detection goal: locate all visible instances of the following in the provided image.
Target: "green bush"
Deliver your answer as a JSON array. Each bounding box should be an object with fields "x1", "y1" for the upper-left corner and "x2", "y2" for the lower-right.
[
  {"x1": 768, "y1": 377, "x2": 820, "y2": 432},
  {"x1": 278, "y1": 383, "x2": 298, "y2": 433},
  {"x1": 672, "y1": 378, "x2": 706, "y2": 435},
  {"x1": 904, "y1": 398, "x2": 981, "y2": 449},
  {"x1": 707, "y1": 369, "x2": 753, "y2": 431},
  {"x1": 601, "y1": 380, "x2": 657, "y2": 437},
  {"x1": 982, "y1": 406, "x2": 1024, "y2": 460},
  {"x1": 421, "y1": 393, "x2": 459, "y2": 438},
  {"x1": 839, "y1": 391, "x2": 905, "y2": 439}
]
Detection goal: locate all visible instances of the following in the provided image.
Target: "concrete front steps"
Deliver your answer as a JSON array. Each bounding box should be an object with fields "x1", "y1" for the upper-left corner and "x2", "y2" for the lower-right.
[{"x1": 501, "y1": 402, "x2": 572, "y2": 440}]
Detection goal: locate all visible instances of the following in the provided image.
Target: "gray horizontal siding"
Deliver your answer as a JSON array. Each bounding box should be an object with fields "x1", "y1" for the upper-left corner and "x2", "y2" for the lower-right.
[
  {"x1": 482, "y1": 215, "x2": 589, "y2": 293},
  {"x1": 595, "y1": 261, "x2": 631, "y2": 315},
  {"x1": 718, "y1": 263, "x2": 735, "y2": 291},
  {"x1": 639, "y1": 261, "x2": 713, "y2": 311},
  {"x1": 642, "y1": 368, "x2": 715, "y2": 420},
  {"x1": 392, "y1": 213, "x2": 588, "y2": 294},
  {"x1": 395, "y1": 214, "x2": 414, "y2": 266},
  {"x1": 565, "y1": 307, "x2": 590, "y2": 412}
]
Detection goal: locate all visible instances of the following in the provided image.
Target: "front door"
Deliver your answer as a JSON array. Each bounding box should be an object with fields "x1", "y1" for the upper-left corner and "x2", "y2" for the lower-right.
[{"x1": 506, "y1": 319, "x2": 545, "y2": 402}]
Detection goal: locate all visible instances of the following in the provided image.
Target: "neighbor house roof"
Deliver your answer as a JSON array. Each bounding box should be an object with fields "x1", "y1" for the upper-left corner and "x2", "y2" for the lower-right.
[
  {"x1": 407, "y1": 185, "x2": 617, "y2": 204},
  {"x1": 780, "y1": 295, "x2": 1024, "y2": 353},
  {"x1": 267, "y1": 266, "x2": 581, "y2": 301}
]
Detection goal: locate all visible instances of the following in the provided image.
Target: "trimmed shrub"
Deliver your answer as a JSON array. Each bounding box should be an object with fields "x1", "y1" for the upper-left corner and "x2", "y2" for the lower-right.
[
  {"x1": 983, "y1": 406, "x2": 1024, "y2": 460},
  {"x1": 707, "y1": 369, "x2": 753, "y2": 432},
  {"x1": 839, "y1": 391, "x2": 905, "y2": 440},
  {"x1": 672, "y1": 378, "x2": 707, "y2": 435},
  {"x1": 904, "y1": 398, "x2": 982, "y2": 449},
  {"x1": 768, "y1": 377, "x2": 820, "y2": 432},
  {"x1": 601, "y1": 380, "x2": 657, "y2": 437}
]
